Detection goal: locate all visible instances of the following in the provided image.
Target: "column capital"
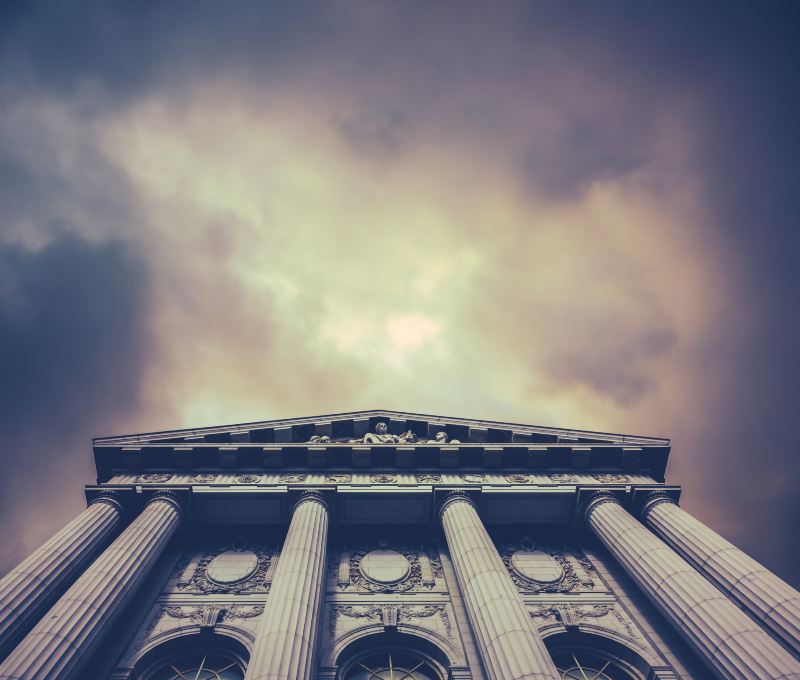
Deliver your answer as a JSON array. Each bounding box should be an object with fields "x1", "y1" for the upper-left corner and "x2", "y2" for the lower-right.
[
  {"x1": 89, "y1": 490, "x2": 127, "y2": 520},
  {"x1": 581, "y1": 491, "x2": 621, "y2": 523},
  {"x1": 148, "y1": 490, "x2": 187, "y2": 519},
  {"x1": 292, "y1": 489, "x2": 333, "y2": 515},
  {"x1": 438, "y1": 491, "x2": 477, "y2": 519},
  {"x1": 639, "y1": 491, "x2": 677, "y2": 521}
]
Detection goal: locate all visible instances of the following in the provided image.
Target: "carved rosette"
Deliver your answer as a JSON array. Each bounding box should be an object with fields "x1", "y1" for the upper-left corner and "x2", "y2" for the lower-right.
[
  {"x1": 280, "y1": 473, "x2": 308, "y2": 483},
  {"x1": 415, "y1": 473, "x2": 442, "y2": 483},
  {"x1": 235, "y1": 474, "x2": 261, "y2": 484},
  {"x1": 187, "y1": 473, "x2": 217, "y2": 484},
  {"x1": 175, "y1": 543, "x2": 275, "y2": 594},
  {"x1": 500, "y1": 539, "x2": 597, "y2": 593},
  {"x1": 135, "y1": 473, "x2": 173, "y2": 484},
  {"x1": 458, "y1": 473, "x2": 485, "y2": 483},
  {"x1": 504, "y1": 474, "x2": 530, "y2": 484},
  {"x1": 325, "y1": 473, "x2": 352, "y2": 483},
  {"x1": 592, "y1": 473, "x2": 630, "y2": 484},
  {"x1": 337, "y1": 542, "x2": 442, "y2": 593},
  {"x1": 369, "y1": 474, "x2": 397, "y2": 484},
  {"x1": 549, "y1": 473, "x2": 579, "y2": 483}
]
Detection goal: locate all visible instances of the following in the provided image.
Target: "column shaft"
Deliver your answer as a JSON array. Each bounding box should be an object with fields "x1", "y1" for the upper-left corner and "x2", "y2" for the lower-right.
[
  {"x1": 644, "y1": 496, "x2": 800, "y2": 657},
  {"x1": 245, "y1": 492, "x2": 330, "y2": 680},
  {"x1": 0, "y1": 497, "x2": 123, "y2": 660},
  {"x1": 439, "y1": 494, "x2": 559, "y2": 680},
  {"x1": 0, "y1": 494, "x2": 182, "y2": 680},
  {"x1": 586, "y1": 495, "x2": 800, "y2": 680}
]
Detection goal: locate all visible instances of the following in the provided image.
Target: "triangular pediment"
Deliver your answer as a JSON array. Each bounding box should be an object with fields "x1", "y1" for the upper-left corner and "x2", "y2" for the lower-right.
[{"x1": 94, "y1": 409, "x2": 667, "y2": 447}]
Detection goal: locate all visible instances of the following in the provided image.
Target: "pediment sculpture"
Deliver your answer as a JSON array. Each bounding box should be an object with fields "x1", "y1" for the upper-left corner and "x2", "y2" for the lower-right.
[{"x1": 308, "y1": 421, "x2": 460, "y2": 445}]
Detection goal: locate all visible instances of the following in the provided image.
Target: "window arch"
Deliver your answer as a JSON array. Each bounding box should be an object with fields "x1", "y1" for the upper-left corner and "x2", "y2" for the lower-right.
[
  {"x1": 336, "y1": 631, "x2": 450, "y2": 680},
  {"x1": 545, "y1": 631, "x2": 651, "y2": 680},
  {"x1": 134, "y1": 633, "x2": 249, "y2": 680}
]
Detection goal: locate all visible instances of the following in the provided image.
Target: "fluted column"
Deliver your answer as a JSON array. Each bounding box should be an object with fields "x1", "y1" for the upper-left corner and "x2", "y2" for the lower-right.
[
  {"x1": 0, "y1": 494, "x2": 124, "y2": 661},
  {"x1": 642, "y1": 493, "x2": 800, "y2": 658},
  {"x1": 585, "y1": 493, "x2": 800, "y2": 680},
  {"x1": 0, "y1": 492, "x2": 183, "y2": 680},
  {"x1": 439, "y1": 493, "x2": 560, "y2": 680},
  {"x1": 245, "y1": 491, "x2": 330, "y2": 680}
]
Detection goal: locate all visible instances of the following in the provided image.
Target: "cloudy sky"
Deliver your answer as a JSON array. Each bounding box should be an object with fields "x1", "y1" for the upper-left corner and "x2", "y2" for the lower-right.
[{"x1": 1, "y1": 2, "x2": 798, "y2": 586}]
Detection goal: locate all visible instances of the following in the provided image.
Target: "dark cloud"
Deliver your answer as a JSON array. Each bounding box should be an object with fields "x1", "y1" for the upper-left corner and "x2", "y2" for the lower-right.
[
  {"x1": 0, "y1": 0, "x2": 798, "y2": 594},
  {"x1": 0, "y1": 235, "x2": 152, "y2": 573}
]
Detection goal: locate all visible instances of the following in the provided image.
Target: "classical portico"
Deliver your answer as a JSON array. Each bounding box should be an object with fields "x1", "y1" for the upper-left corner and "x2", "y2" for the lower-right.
[{"x1": 0, "y1": 410, "x2": 798, "y2": 680}]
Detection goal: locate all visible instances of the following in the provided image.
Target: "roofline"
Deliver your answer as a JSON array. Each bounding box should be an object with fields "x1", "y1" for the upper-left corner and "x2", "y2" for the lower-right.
[{"x1": 93, "y1": 408, "x2": 670, "y2": 446}]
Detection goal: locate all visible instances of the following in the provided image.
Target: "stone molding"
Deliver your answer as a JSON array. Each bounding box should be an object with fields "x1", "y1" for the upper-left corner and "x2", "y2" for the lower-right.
[
  {"x1": 334, "y1": 541, "x2": 442, "y2": 594},
  {"x1": 149, "y1": 490, "x2": 188, "y2": 519},
  {"x1": 499, "y1": 538, "x2": 597, "y2": 593},
  {"x1": 437, "y1": 491, "x2": 477, "y2": 519},
  {"x1": 581, "y1": 491, "x2": 620, "y2": 523},
  {"x1": 89, "y1": 490, "x2": 128, "y2": 520},
  {"x1": 639, "y1": 491, "x2": 677, "y2": 520},
  {"x1": 293, "y1": 489, "x2": 333, "y2": 515}
]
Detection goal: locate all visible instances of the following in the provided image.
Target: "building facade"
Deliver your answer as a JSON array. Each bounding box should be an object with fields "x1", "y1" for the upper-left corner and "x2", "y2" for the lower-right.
[{"x1": 0, "y1": 410, "x2": 798, "y2": 680}]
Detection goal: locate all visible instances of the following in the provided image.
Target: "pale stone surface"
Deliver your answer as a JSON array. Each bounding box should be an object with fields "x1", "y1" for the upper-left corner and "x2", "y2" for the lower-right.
[
  {"x1": 244, "y1": 491, "x2": 330, "y2": 680},
  {"x1": 510, "y1": 550, "x2": 563, "y2": 584},
  {"x1": 586, "y1": 494, "x2": 800, "y2": 680},
  {"x1": 0, "y1": 495, "x2": 123, "y2": 661},
  {"x1": 0, "y1": 494, "x2": 182, "y2": 680},
  {"x1": 643, "y1": 495, "x2": 800, "y2": 658},
  {"x1": 439, "y1": 493, "x2": 560, "y2": 680},
  {"x1": 206, "y1": 550, "x2": 259, "y2": 584},
  {"x1": 361, "y1": 549, "x2": 411, "y2": 584}
]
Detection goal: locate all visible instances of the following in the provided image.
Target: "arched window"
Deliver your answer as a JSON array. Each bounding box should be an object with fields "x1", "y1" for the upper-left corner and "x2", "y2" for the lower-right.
[
  {"x1": 146, "y1": 651, "x2": 244, "y2": 680},
  {"x1": 337, "y1": 631, "x2": 449, "y2": 680},
  {"x1": 134, "y1": 634, "x2": 248, "y2": 680},
  {"x1": 551, "y1": 649, "x2": 637, "y2": 679},
  {"x1": 546, "y1": 631, "x2": 650, "y2": 680},
  {"x1": 343, "y1": 649, "x2": 442, "y2": 680}
]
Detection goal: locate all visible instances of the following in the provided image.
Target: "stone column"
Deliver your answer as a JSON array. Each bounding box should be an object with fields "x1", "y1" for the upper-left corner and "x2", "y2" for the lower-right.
[
  {"x1": 642, "y1": 493, "x2": 800, "y2": 658},
  {"x1": 439, "y1": 493, "x2": 560, "y2": 680},
  {"x1": 245, "y1": 491, "x2": 330, "y2": 680},
  {"x1": 0, "y1": 492, "x2": 183, "y2": 680},
  {"x1": 585, "y1": 493, "x2": 800, "y2": 680},
  {"x1": 0, "y1": 494, "x2": 124, "y2": 661}
]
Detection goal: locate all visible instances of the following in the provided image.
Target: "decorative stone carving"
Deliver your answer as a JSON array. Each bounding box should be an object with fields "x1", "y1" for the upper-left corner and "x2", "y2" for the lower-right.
[
  {"x1": 415, "y1": 473, "x2": 442, "y2": 483},
  {"x1": 328, "y1": 605, "x2": 382, "y2": 634},
  {"x1": 337, "y1": 540, "x2": 441, "y2": 593},
  {"x1": 361, "y1": 549, "x2": 410, "y2": 584},
  {"x1": 500, "y1": 538, "x2": 596, "y2": 593},
  {"x1": 224, "y1": 604, "x2": 265, "y2": 621},
  {"x1": 398, "y1": 605, "x2": 453, "y2": 638},
  {"x1": 187, "y1": 473, "x2": 216, "y2": 484},
  {"x1": 135, "y1": 473, "x2": 172, "y2": 483},
  {"x1": 176, "y1": 542, "x2": 275, "y2": 594},
  {"x1": 458, "y1": 473, "x2": 485, "y2": 483},
  {"x1": 279, "y1": 473, "x2": 307, "y2": 483},
  {"x1": 235, "y1": 474, "x2": 261, "y2": 484},
  {"x1": 163, "y1": 604, "x2": 264, "y2": 624},
  {"x1": 592, "y1": 473, "x2": 630, "y2": 483},
  {"x1": 511, "y1": 549, "x2": 564, "y2": 583},
  {"x1": 206, "y1": 550, "x2": 258, "y2": 584},
  {"x1": 325, "y1": 473, "x2": 352, "y2": 483},
  {"x1": 549, "y1": 473, "x2": 578, "y2": 483},
  {"x1": 328, "y1": 604, "x2": 452, "y2": 638},
  {"x1": 529, "y1": 604, "x2": 647, "y2": 650},
  {"x1": 370, "y1": 474, "x2": 397, "y2": 484},
  {"x1": 504, "y1": 474, "x2": 530, "y2": 484},
  {"x1": 308, "y1": 422, "x2": 460, "y2": 445}
]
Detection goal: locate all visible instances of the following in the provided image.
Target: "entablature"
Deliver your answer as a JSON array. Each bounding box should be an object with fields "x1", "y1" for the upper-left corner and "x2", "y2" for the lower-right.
[{"x1": 85, "y1": 482, "x2": 681, "y2": 528}]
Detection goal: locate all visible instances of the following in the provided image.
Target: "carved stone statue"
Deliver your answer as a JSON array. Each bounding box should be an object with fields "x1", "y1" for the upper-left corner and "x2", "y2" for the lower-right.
[{"x1": 306, "y1": 422, "x2": 460, "y2": 444}]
